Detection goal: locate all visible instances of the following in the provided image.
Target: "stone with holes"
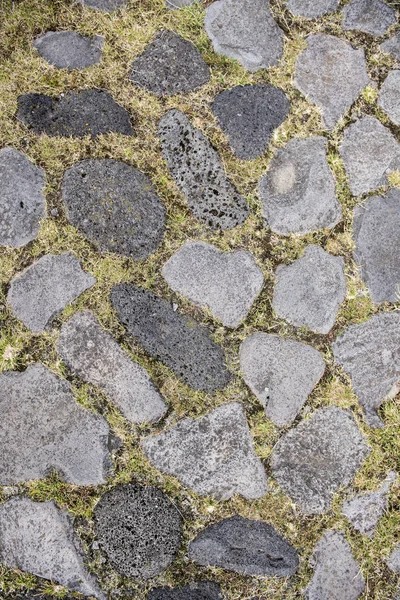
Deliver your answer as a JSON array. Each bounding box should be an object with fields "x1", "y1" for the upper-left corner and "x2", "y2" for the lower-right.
[
  {"x1": 34, "y1": 31, "x2": 104, "y2": 70},
  {"x1": 77, "y1": 0, "x2": 128, "y2": 10},
  {"x1": 287, "y1": 0, "x2": 339, "y2": 18},
  {"x1": 148, "y1": 582, "x2": 223, "y2": 600},
  {"x1": 380, "y1": 33, "x2": 400, "y2": 60},
  {"x1": 342, "y1": 0, "x2": 396, "y2": 36},
  {"x1": 378, "y1": 70, "x2": 400, "y2": 127}
]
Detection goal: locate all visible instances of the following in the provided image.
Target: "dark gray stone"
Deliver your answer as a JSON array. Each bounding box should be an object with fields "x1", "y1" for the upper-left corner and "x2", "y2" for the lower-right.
[
  {"x1": 148, "y1": 581, "x2": 223, "y2": 600},
  {"x1": 62, "y1": 159, "x2": 165, "y2": 259},
  {"x1": 287, "y1": 0, "x2": 339, "y2": 18},
  {"x1": 380, "y1": 34, "x2": 400, "y2": 60},
  {"x1": 77, "y1": 0, "x2": 128, "y2": 10},
  {"x1": 342, "y1": 0, "x2": 396, "y2": 36},
  {"x1": 387, "y1": 544, "x2": 400, "y2": 573},
  {"x1": 378, "y1": 70, "x2": 400, "y2": 126},
  {"x1": 34, "y1": 31, "x2": 104, "y2": 70},
  {"x1": 165, "y1": 0, "x2": 196, "y2": 7}
]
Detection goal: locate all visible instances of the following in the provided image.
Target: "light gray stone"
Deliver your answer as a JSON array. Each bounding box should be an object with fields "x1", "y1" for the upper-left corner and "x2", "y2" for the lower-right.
[
  {"x1": 342, "y1": 0, "x2": 396, "y2": 36},
  {"x1": 141, "y1": 402, "x2": 267, "y2": 500},
  {"x1": 165, "y1": 0, "x2": 196, "y2": 7},
  {"x1": 162, "y1": 241, "x2": 264, "y2": 328},
  {"x1": 287, "y1": 0, "x2": 339, "y2": 18},
  {"x1": 77, "y1": 0, "x2": 128, "y2": 10},
  {"x1": 378, "y1": 70, "x2": 400, "y2": 126},
  {"x1": 387, "y1": 544, "x2": 400, "y2": 573},
  {"x1": 380, "y1": 34, "x2": 400, "y2": 60},
  {"x1": 34, "y1": 31, "x2": 104, "y2": 70}
]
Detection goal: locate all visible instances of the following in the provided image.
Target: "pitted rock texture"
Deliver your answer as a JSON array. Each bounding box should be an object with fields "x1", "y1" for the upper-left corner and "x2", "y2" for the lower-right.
[
  {"x1": 342, "y1": 0, "x2": 396, "y2": 36},
  {"x1": 34, "y1": 31, "x2": 104, "y2": 69},
  {"x1": 270, "y1": 407, "x2": 370, "y2": 514},
  {"x1": 62, "y1": 159, "x2": 165, "y2": 259},
  {"x1": 162, "y1": 241, "x2": 264, "y2": 328},
  {"x1": 259, "y1": 137, "x2": 342, "y2": 235},
  {"x1": 380, "y1": 34, "x2": 400, "y2": 60},
  {"x1": 212, "y1": 84, "x2": 290, "y2": 160},
  {"x1": 0, "y1": 147, "x2": 45, "y2": 248},
  {"x1": 378, "y1": 70, "x2": 400, "y2": 126},
  {"x1": 165, "y1": 0, "x2": 196, "y2": 7},
  {"x1": 148, "y1": 582, "x2": 223, "y2": 600},
  {"x1": 188, "y1": 516, "x2": 299, "y2": 576},
  {"x1": 94, "y1": 484, "x2": 182, "y2": 579},
  {"x1": 57, "y1": 310, "x2": 167, "y2": 424},
  {"x1": 294, "y1": 35, "x2": 370, "y2": 129},
  {"x1": 141, "y1": 402, "x2": 267, "y2": 500},
  {"x1": 272, "y1": 245, "x2": 346, "y2": 334},
  {"x1": 387, "y1": 544, "x2": 400, "y2": 573},
  {"x1": 240, "y1": 333, "x2": 325, "y2": 427},
  {"x1": 158, "y1": 109, "x2": 249, "y2": 229},
  {"x1": 77, "y1": 0, "x2": 128, "y2": 10},
  {"x1": 287, "y1": 0, "x2": 339, "y2": 18},
  {"x1": 7, "y1": 253, "x2": 96, "y2": 332}
]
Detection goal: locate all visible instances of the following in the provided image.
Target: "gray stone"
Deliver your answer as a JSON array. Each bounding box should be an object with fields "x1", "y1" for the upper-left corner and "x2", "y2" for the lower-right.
[
  {"x1": 94, "y1": 484, "x2": 182, "y2": 579},
  {"x1": 165, "y1": 0, "x2": 196, "y2": 7},
  {"x1": 387, "y1": 544, "x2": 400, "y2": 572},
  {"x1": 378, "y1": 70, "x2": 400, "y2": 126},
  {"x1": 294, "y1": 35, "x2": 370, "y2": 129},
  {"x1": 0, "y1": 147, "x2": 45, "y2": 248},
  {"x1": 62, "y1": 159, "x2": 165, "y2": 259},
  {"x1": 131, "y1": 31, "x2": 210, "y2": 97},
  {"x1": 188, "y1": 516, "x2": 299, "y2": 577},
  {"x1": 342, "y1": 0, "x2": 396, "y2": 36},
  {"x1": 270, "y1": 406, "x2": 370, "y2": 514},
  {"x1": 272, "y1": 245, "x2": 346, "y2": 334},
  {"x1": 287, "y1": 0, "x2": 339, "y2": 18},
  {"x1": 77, "y1": 0, "x2": 128, "y2": 10},
  {"x1": 240, "y1": 333, "x2": 325, "y2": 427},
  {"x1": 380, "y1": 34, "x2": 400, "y2": 60},
  {"x1": 212, "y1": 84, "x2": 290, "y2": 160},
  {"x1": 158, "y1": 109, "x2": 249, "y2": 230},
  {"x1": 34, "y1": 31, "x2": 104, "y2": 70},
  {"x1": 259, "y1": 137, "x2": 342, "y2": 235},
  {"x1": 162, "y1": 241, "x2": 264, "y2": 328},
  {"x1": 205, "y1": 0, "x2": 284, "y2": 72},
  {"x1": 141, "y1": 402, "x2": 267, "y2": 500},
  {"x1": 7, "y1": 253, "x2": 96, "y2": 333},
  {"x1": 332, "y1": 311, "x2": 400, "y2": 428},
  {"x1": 148, "y1": 581, "x2": 223, "y2": 600}
]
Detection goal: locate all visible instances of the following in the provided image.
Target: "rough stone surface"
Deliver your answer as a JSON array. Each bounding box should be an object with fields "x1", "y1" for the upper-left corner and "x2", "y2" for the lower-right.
[
  {"x1": 77, "y1": 0, "x2": 128, "y2": 10},
  {"x1": 272, "y1": 245, "x2": 346, "y2": 334},
  {"x1": 240, "y1": 333, "x2": 325, "y2": 427},
  {"x1": 294, "y1": 35, "x2": 370, "y2": 129},
  {"x1": 342, "y1": 0, "x2": 396, "y2": 36},
  {"x1": 57, "y1": 310, "x2": 167, "y2": 424},
  {"x1": 212, "y1": 84, "x2": 290, "y2": 160},
  {"x1": 259, "y1": 137, "x2": 342, "y2": 235},
  {"x1": 158, "y1": 109, "x2": 249, "y2": 229},
  {"x1": 131, "y1": 31, "x2": 210, "y2": 97},
  {"x1": 387, "y1": 544, "x2": 400, "y2": 573},
  {"x1": 270, "y1": 407, "x2": 370, "y2": 514},
  {"x1": 0, "y1": 147, "x2": 45, "y2": 248},
  {"x1": 162, "y1": 241, "x2": 264, "y2": 328},
  {"x1": 380, "y1": 34, "x2": 400, "y2": 60},
  {"x1": 34, "y1": 31, "x2": 104, "y2": 70},
  {"x1": 378, "y1": 70, "x2": 400, "y2": 126},
  {"x1": 205, "y1": 0, "x2": 284, "y2": 72},
  {"x1": 62, "y1": 159, "x2": 165, "y2": 259},
  {"x1": 17, "y1": 89, "x2": 133, "y2": 137},
  {"x1": 148, "y1": 582, "x2": 223, "y2": 600},
  {"x1": 287, "y1": 0, "x2": 339, "y2": 18},
  {"x1": 188, "y1": 516, "x2": 299, "y2": 576},
  {"x1": 141, "y1": 402, "x2": 267, "y2": 500},
  {"x1": 332, "y1": 311, "x2": 400, "y2": 428},
  {"x1": 94, "y1": 484, "x2": 182, "y2": 579},
  {"x1": 165, "y1": 0, "x2": 196, "y2": 7}
]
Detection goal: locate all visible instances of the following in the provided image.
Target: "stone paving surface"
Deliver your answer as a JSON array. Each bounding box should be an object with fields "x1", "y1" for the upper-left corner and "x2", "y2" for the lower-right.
[
  {"x1": 148, "y1": 582, "x2": 223, "y2": 600},
  {"x1": 77, "y1": 0, "x2": 128, "y2": 10},
  {"x1": 342, "y1": 0, "x2": 396, "y2": 36},
  {"x1": 33, "y1": 31, "x2": 104, "y2": 70},
  {"x1": 380, "y1": 33, "x2": 400, "y2": 59},
  {"x1": 287, "y1": 0, "x2": 338, "y2": 18},
  {"x1": 378, "y1": 70, "x2": 400, "y2": 126}
]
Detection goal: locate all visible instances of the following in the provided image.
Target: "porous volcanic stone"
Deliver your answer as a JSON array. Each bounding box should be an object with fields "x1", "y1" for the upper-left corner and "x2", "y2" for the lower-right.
[
  {"x1": 131, "y1": 31, "x2": 210, "y2": 97},
  {"x1": 212, "y1": 84, "x2": 290, "y2": 160},
  {"x1": 332, "y1": 311, "x2": 400, "y2": 428},
  {"x1": 287, "y1": 0, "x2": 339, "y2": 18},
  {"x1": 148, "y1": 582, "x2": 223, "y2": 600},
  {"x1": 342, "y1": 0, "x2": 396, "y2": 36},
  {"x1": 205, "y1": 0, "x2": 284, "y2": 72},
  {"x1": 188, "y1": 516, "x2": 299, "y2": 576},
  {"x1": 272, "y1": 245, "x2": 346, "y2": 334},
  {"x1": 294, "y1": 35, "x2": 370, "y2": 129},
  {"x1": 77, "y1": 0, "x2": 128, "y2": 10},
  {"x1": 0, "y1": 147, "x2": 45, "y2": 248},
  {"x1": 165, "y1": 0, "x2": 196, "y2": 7},
  {"x1": 58, "y1": 310, "x2": 167, "y2": 423},
  {"x1": 380, "y1": 34, "x2": 400, "y2": 60},
  {"x1": 34, "y1": 31, "x2": 104, "y2": 70},
  {"x1": 141, "y1": 402, "x2": 267, "y2": 500},
  {"x1": 387, "y1": 544, "x2": 400, "y2": 573},
  {"x1": 158, "y1": 109, "x2": 249, "y2": 229},
  {"x1": 240, "y1": 333, "x2": 325, "y2": 427},
  {"x1": 378, "y1": 70, "x2": 400, "y2": 126},
  {"x1": 62, "y1": 159, "x2": 165, "y2": 259},
  {"x1": 270, "y1": 406, "x2": 370, "y2": 514},
  {"x1": 162, "y1": 241, "x2": 264, "y2": 328},
  {"x1": 17, "y1": 89, "x2": 133, "y2": 137},
  {"x1": 259, "y1": 137, "x2": 342, "y2": 235},
  {"x1": 94, "y1": 484, "x2": 182, "y2": 579}
]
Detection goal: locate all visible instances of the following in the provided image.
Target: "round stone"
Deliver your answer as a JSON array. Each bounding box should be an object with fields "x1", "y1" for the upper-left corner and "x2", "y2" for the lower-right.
[
  {"x1": 287, "y1": 0, "x2": 339, "y2": 18},
  {"x1": 378, "y1": 70, "x2": 400, "y2": 127},
  {"x1": 33, "y1": 31, "x2": 104, "y2": 70}
]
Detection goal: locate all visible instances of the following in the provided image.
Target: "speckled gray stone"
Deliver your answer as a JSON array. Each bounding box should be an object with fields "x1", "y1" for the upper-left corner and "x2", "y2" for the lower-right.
[
  {"x1": 141, "y1": 402, "x2": 267, "y2": 500},
  {"x1": 148, "y1": 582, "x2": 223, "y2": 600},
  {"x1": 387, "y1": 544, "x2": 400, "y2": 572},
  {"x1": 77, "y1": 0, "x2": 128, "y2": 10},
  {"x1": 342, "y1": 0, "x2": 396, "y2": 36},
  {"x1": 271, "y1": 407, "x2": 370, "y2": 514},
  {"x1": 378, "y1": 70, "x2": 400, "y2": 126},
  {"x1": 165, "y1": 0, "x2": 196, "y2": 7},
  {"x1": 34, "y1": 31, "x2": 104, "y2": 70},
  {"x1": 158, "y1": 109, "x2": 249, "y2": 229},
  {"x1": 287, "y1": 0, "x2": 339, "y2": 18},
  {"x1": 380, "y1": 34, "x2": 400, "y2": 60}
]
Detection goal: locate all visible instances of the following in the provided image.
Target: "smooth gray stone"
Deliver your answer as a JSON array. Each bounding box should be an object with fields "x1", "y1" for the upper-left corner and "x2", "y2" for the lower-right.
[
  {"x1": 287, "y1": 0, "x2": 339, "y2": 18},
  {"x1": 188, "y1": 516, "x2": 299, "y2": 576},
  {"x1": 141, "y1": 402, "x2": 267, "y2": 500},
  {"x1": 158, "y1": 109, "x2": 249, "y2": 230},
  {"x1": 165, "y1": 0, "x2": 196, "y2": 7},
  {"x1": 205, "y1": 0, "x2": 284, "y2": 72},
  {"x1": 148, "y1": 581, "x2": 223, "y2": 600},
  {"x1": 240, "y1": 333, "x2": 325, "y2": 427},
  {"x1": 387, "y1": 544, "x2": 400, "y2": 573},
  {"x1": 77, "y1": 0, "x2": 128, "y2": 10},
  {"x1": 342, "y1": 0, "x2": 396, "y2": 36},
  {"x1": 294, "y1": 35, "x2": 370, "y2": 129},
  {"x1": 162, "y1": 241, "x2": 264, "y2": 328},
  {"x1": 34, "y1": 31, "x2": 104, "y2": 70},
  {"x1": 271, "y1": 406, "x2": 370, "y2": 514},
  {"x1": 332, "y1": 311, "x2": 400, "y2": 428},
  {"x1": 380, "y1": 33, "x2": 400, "y2": 60},
  {"x1": 0, "y1": 147, "x2": 45, "y2": 248},
  {"x1": 272, "y1": 245, "x2": 346, "y2": 334},
  {"x1": 94, "y1": 484, "x2": 182, "y2": 579},
  {"x1": 378, "y1": 70, "x2": 400, "y2": 126},
  {"x1": 259, "y1": 137, "x2": 342, "y2": 235},
  {"x1": 57, "y1": 310, "x2": 167, "y2": 424}
]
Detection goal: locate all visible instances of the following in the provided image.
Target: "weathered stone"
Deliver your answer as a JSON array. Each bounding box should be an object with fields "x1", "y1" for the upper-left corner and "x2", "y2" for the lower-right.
[
  {"x1": 165, "y1": 0, "x2": 196, "y2": 7},
  {"x1": 141, "y1": 402, "x2": 267, "y2": 500},
  {"x1": 287, "y1": 0, "x2": 339, "y2": 18},
  {"x1": 162, "y1": 241, "x2": 264, "y2": 328},
  {"x1": 271, "y1": 407, "x2": 370, "y2": 514},
  {"x1": 378, "y1": 70, "x2": 400, "y2": 126},
  {"x1": 62, "y1": 159, "x2": 165, "y2": 259},
  {"x1": 148, "y1": 582, "x2": 223, "y2": 600},
  {"x1": 34, "y1": 31, "x2": 104, "y2": 70},
  {"x1": 272, "y1": 245, "x2": 346, "y2": 334},
  {"x1": 188, "y1": 516, "x2": 299, "y2": 576},
  {"x1": 77, "y1": 0, "x2": 128, "y2": 10},
  {"x1": 158, "y1": 109, "x2": 249, "y2": 229},
  {"x1": 380, "y1": 33, "x2": 400, "y2": 60},
  {"x1": 294, "y1": 35, "x2": 370, "y2": 129},
  {"x1": 387, "y1": 544, "x2": 400, "y2": 572},
  {"x1": 342, "y1": 0, "x2": 396, "y2": 36},
  {"x1": 259, "y1": 137, "x2": 342, "y2": 235},
  {"x1": 0, "y1": 147, "x2": 45, "y2": 248},
  {"x1": 240, "y1": 333, "x2": 325, "y2": 427},
  {"x1": 94, "y1": 484, "x2": 182, "y2": 579}
]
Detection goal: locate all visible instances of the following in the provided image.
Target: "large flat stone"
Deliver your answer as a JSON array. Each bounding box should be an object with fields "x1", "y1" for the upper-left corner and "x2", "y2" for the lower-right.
[
  {"x1": 287, "y1": 0, "x2": 339, "y2": 18},
  {"x1": 342, "y1": 0, "x2": 396, "y2": 36},
  {"x1": 77, "y1": 0, "x2": 128, "y2": 10},
  {"x1": 34, "y1": 31, "x2": 104, "y2": 70},
  {"x1": 380, "y1": 33, "x2": 400, "y2": 60},
  {"x1": 378, "y1": 70, "x2": 400, "y2": 127},
  {"x1": 148, "y1": 582, "x2": 223, "y2": 600}
]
